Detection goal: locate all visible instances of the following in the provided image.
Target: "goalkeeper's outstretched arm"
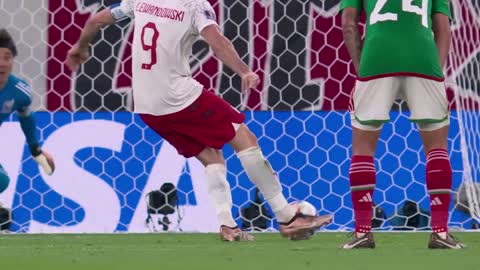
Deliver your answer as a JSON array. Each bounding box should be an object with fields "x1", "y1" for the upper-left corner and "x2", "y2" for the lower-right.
[
  {"x1": 17, "y1": 107, "x2": 55, "y2": 175},
  {"x1": 66, "y1": 8, "x2": 117, "y2": 71}
]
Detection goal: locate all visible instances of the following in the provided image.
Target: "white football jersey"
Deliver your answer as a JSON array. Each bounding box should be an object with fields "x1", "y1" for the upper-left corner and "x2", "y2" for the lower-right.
[{"x1": 117, "y1": 0, "x2": 218, "y2": 115}]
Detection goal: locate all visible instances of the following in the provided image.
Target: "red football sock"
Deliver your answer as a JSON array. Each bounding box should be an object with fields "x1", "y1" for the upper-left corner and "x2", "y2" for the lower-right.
[
  {"x1": 426, "y1": 149, "x2": 452, "y2": 233},
  {"x1": 350, "y1": 155, "x2": 376, "y2": 234}
]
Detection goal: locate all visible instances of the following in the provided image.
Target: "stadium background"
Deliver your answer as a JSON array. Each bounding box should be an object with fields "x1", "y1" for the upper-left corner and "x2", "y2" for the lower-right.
[{"x1": 0, "y1": 0, "x2": 479, "y2": 233}]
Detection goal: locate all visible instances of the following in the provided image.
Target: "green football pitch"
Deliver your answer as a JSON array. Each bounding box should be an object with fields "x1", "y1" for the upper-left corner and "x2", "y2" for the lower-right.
[{"x1": 0, "y1": 232, "x2": 477, "y2": 270}]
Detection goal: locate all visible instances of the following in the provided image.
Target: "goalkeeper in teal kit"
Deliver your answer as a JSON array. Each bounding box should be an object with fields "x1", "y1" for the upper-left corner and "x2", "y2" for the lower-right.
[
  {"x1": 340, "y1": 0, "x2": 465, "y2": 249},
  {"x1": 0, "y1": 29, "x2": 54, "y2": 194}
]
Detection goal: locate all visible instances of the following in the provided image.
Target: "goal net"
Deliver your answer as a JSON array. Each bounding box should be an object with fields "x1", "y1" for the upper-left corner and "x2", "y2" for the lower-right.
[
  {"x1": 449, "y1": 0, "x2": 480, "y2": 227},
  {"x1": 0, "y1": 0, "x2": 478, "y2": 233}
]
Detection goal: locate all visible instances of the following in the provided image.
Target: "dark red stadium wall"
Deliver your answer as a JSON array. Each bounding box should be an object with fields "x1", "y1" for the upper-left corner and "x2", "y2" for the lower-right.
[{"x1": 47, "y1": 0, "x2": 480, "y2": 111}]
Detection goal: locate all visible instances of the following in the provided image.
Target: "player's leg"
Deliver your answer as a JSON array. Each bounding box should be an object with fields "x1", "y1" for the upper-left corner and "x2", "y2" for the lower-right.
[
  {"x1": 340, "y1": 127, "x2": 380, "y2": 249},
  {"x1": 195, "y1": 148, "x2": 236, "y2": 228},
  {"x1": 229, "y1": 124, "x2": 332, "y2": 239},
  {"x1": 139, "y1": 112, "x2": 253, "y2": 241},
  {"x1": 340, "y1": 77, "x2": 399, "y2": 249},
  {"x1": 195, "y1": 147, "x2": 254, "y2": 241},
  {"x1": 185, "y1": 90, "x2": 331, "y2": 238},
  {"x1": 405, "y1": 77, "x2": 464, "y2": 249},
  {"x1": 229, "y1": 124, "x2": 294, "y2": 223}
]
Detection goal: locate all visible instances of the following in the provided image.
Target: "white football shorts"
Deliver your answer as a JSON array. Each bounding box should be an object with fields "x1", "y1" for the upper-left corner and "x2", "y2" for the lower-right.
[{"x1": 350, "y1": 76, "x2": 449, "y2": 131}]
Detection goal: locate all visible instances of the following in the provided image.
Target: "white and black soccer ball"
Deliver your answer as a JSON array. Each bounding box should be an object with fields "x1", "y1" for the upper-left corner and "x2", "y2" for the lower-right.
[
  {"x1": 291, "y1": 201, "x2": 317, "y2": 216},
  {"x1": 288, "y1": 201, "x2": 318, "y2": 240}
]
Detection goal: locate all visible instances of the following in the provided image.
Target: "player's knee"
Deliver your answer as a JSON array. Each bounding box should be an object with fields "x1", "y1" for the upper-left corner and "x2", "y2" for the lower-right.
[
  {"x1": 416, "y1": 118, "x2": 449, "y2": 132},
  {"x1": 351, "y1": 123, "x2": 381, "y2": 156},
  {"x1": 196, "y1": 148, "x2": 225, "y2": 167},
  {"x1": 236, "y1": 124, "x2": 256, "y2": 137},
  {"x1": 352, "y1": 142, "x2": 377, "y2": 157},
  {"x1": 242, "y1": 125, "x2": 258, "y2": 146},
  {"x1": 230, "y1": 124, "x2": 259, "y2": 152},
  {"x1": 419, "y1": 124, "x2": 449, "y2": 153},
  {"x1": 351, "y1": 118, "x2": 383, "y2": 132}
]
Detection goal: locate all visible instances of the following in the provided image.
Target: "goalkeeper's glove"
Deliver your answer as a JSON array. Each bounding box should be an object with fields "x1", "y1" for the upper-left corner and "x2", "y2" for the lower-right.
[{"x1": 30, "y1": 146, "x2": 55, "y2": 176}]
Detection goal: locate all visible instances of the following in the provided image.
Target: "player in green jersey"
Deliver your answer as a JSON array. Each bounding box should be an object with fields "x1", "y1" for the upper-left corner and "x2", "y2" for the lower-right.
[{"x1": 339, "y1": 0, "x2": 464, "y2": 249}]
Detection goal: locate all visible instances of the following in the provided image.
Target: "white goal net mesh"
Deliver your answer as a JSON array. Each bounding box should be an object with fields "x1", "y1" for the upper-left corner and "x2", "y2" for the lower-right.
[
  {"x1": 0, "y1": 0, "x2": 478, "y2": 233},
  {"x1": 449, "y1": 0, "x2": 480, "y2": 227}
]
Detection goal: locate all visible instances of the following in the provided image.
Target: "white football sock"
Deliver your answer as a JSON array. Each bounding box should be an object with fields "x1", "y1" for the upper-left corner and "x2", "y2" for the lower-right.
[
  {"x1": 237, "y1": 147, "x2": 296, "y2": 223},
  {"x1": 205, "y1": 164, "x2": 237, "y2": 228}
]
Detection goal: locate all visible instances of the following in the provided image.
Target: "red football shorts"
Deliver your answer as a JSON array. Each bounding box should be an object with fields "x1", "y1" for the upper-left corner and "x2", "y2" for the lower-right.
[{"x1": 139, "y1": 89, "x2": 245, "y2": 158}]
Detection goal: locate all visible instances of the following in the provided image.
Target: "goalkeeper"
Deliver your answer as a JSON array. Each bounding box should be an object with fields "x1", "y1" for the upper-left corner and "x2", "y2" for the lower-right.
[
  {"x1": 0, "y1": 29, "x2": 55, "y2": 194},
  {"x1": 340, "y1": 0, "x2": 464, "y2": 249}
]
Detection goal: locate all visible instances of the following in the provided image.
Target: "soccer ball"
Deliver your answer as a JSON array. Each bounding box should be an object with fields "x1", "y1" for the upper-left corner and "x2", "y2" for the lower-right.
[
  {"x1": 291, "y1": 201, "x2": 317, "y2": 216},
  {"x1": 288, "y1": 201, "x2": 318, "y2": 241}
]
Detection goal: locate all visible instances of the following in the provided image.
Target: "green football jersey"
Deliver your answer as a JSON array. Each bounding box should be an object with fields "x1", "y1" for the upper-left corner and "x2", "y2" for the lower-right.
[{"x1": 339, "y1": 0, "x2": 451, "y2": 80}]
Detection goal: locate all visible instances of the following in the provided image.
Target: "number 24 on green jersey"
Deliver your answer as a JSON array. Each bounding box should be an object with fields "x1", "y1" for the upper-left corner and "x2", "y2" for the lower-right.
[{"x1": 370, "y1": 0, "x2": 429, "y2": 27}]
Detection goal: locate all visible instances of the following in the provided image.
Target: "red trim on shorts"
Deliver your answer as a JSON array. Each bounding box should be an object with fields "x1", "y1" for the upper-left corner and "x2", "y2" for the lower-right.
[{"x1": 357, "y1": 72, "x2": 445, "y2": 82}]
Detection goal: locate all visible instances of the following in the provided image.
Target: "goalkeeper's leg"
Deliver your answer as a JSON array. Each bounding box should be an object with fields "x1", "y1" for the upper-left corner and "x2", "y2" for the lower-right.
[{"x1": 229, "y1": 124, "x2": 332, "y2": 239}]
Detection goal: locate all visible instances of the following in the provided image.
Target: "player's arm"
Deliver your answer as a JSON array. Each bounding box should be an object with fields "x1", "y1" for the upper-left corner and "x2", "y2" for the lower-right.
[
  {"x1": 76, "y1": 8, "x2": 116, "y2": 50},
  {"x1": 17, "y1": 108, "x2": 39, "y2": 152},
  {"x1": 66, "y1": 8, "x2": 115, "y2": 71},
  {"x1": 67, "y1": 2, "x2": 132, "y2": 71},
  {"x1": 432, "y1": 14, "x2": 451, "y2": 68},
  {"x1": 200, "y1": 26, "x2": 249, "y2": 78},
  {"x1": 341, "y1": 7, "x2": 362, "y2": 73},
  {"x1": 17, "y1": 103, "x2": 55, "y2": 175},
  {"x1": 193, "y1": 1, "x2": 258, "y2": 93},
  {"x1": 201, "y1": 26, "x2": 259, "y2": 93}
]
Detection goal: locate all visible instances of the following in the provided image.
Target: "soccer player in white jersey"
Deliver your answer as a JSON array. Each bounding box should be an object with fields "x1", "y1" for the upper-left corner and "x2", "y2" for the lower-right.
[{"x1": 67, "y1": 0, "x2": 332, "y2": 241}]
